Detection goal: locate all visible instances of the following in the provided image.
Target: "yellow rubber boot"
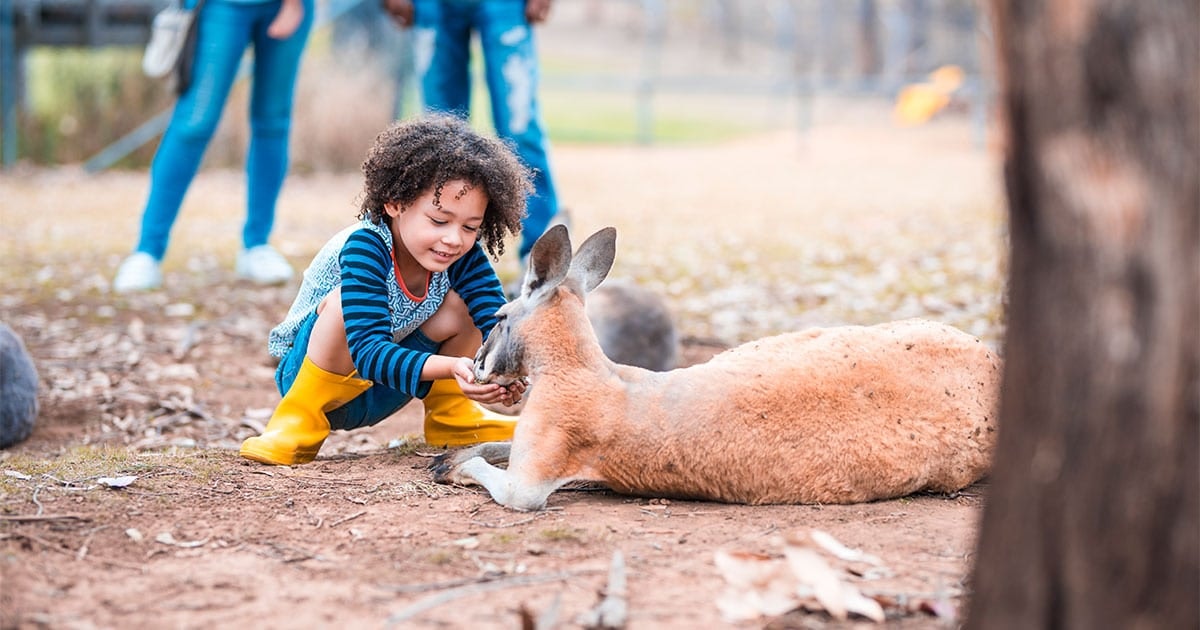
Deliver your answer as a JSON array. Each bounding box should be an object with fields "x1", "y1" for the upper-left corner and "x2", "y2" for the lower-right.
[
  {"x1": 423, "y1": 379, "x2": 518, "y2": 448},
  {"x1": 240, "y1": 357, "x2": 372, "y2": 465}
]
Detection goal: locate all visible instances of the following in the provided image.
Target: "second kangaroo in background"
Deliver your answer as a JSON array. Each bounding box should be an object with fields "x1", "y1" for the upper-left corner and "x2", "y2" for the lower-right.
[{"x1": 433, "y1": 226, "x2": 1000, "y2": 512}]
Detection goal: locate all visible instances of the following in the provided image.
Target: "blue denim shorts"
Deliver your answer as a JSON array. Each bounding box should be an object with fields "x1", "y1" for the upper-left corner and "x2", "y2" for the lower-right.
[{"x1": 274, "y1": 310, "x2": 439, "y2": 431}]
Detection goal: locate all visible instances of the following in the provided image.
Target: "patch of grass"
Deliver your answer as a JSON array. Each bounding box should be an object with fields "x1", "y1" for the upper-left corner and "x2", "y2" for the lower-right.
[
  {"x1": 1, "y1": 444, "x2": 143, "y2": 483},
  {"x1": 422, "y1": 548, "x2": 458, "y2": 566},
  {"x1": 545, "y1": 91, "x2": 767, "y2": 145},
  {"x1": 391, "y1": 480, "x2": 458, "y2": 500},
  {"x1": 538, "y1": 525, "x2": 587, "y2": 544},
  {"x1": 490, "y1": 532, "x2": 519, "y2": 546},
  {"x1": 0, "y1": 448, "x2": 235, "y2": 496},
  {"x1": 143, "y1": 451, "x2": 230, "y2": 485},
  {"x1": 20, "y1": 48, "x2": 171, "y2": 166},
  {"x1": 385, "y1": 436, "x2": 425, "y2": 456},
  {"x1": 461, "y1": 75, "x2": 769, "y2": 145}
]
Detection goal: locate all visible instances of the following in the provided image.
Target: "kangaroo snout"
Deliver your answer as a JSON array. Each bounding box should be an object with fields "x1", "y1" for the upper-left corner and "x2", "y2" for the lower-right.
[{"x1": 472, "y1": 352, "x2": 519, "y2": 386}]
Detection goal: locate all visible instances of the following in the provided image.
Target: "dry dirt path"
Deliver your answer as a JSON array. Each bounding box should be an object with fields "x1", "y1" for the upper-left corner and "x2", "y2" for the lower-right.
[{"x1": 1, "y1": 111, "x2": 1004, "y2": 628}]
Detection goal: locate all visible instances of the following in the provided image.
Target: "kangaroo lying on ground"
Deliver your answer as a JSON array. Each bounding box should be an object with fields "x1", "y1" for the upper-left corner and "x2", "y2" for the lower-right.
[{"x1": 432, "y1": 225, "x2": 1000, "y2": 511}]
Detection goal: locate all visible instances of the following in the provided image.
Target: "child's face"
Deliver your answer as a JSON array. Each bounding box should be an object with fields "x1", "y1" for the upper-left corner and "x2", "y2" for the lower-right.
[{"x1": 385, "y1": 179, "x2": 488, "y2": 273}]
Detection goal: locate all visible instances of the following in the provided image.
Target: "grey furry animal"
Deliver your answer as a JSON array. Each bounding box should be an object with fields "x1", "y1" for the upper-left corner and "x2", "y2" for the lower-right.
[
  {"x1": 586, "y1": 278, "x2": 678, "y2": 371},
  {"x1": 1, "y1": 322, "x2": 38, "y2": 448}
]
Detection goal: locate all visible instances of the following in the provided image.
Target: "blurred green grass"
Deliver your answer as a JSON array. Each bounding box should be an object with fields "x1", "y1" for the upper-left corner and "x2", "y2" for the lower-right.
[
  {"x1": 472, "y1": 89, "x2": 768, "y2": 144},
  {"x1": 13, "y1": 45, "x2": 780, "y2": 170}
]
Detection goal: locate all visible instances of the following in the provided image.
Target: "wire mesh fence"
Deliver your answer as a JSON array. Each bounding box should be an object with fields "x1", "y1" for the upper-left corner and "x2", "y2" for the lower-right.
[{"x1": 1, "y1": 0, "x2": 992, "y2": 170}]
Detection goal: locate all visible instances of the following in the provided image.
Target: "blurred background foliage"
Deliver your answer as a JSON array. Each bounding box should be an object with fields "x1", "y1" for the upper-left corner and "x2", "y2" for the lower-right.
[{"x1": 4, "y1": 0, "x2": 988, "y2": 171}]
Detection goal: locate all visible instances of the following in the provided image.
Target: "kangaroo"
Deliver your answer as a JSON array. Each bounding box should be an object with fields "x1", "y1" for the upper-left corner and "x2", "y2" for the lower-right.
[{"x1": 432, "y1": 225, "x2": 1000, "y2": 511}]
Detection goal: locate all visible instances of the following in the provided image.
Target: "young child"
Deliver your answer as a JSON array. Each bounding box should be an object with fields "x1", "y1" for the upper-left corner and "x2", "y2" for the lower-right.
[{"x1": 241, "y1": 115, "x2": 531, "y2": 466}]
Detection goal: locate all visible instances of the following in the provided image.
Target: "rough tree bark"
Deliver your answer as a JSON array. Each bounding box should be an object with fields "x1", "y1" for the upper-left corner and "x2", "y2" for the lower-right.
[{"x1": 968, "y1": 2, "x2": 1198, "y2": 629}]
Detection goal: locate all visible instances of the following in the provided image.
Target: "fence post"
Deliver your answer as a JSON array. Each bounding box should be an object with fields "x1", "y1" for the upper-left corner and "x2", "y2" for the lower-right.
[
  {"x1": 1, "y1": 0, "x2": 17, "y2": 167},
  {"x1": 636, "y1": 0, "x2": 664, "y2": 145}
]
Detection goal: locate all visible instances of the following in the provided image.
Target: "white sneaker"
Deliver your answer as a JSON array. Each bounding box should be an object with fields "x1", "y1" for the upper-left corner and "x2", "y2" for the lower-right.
[
  {"x1": 113, "y1": 252, "x2": 163, "y2": 293},
  {"x1": 236, "y1": 245, "x2": 294, "y2": 285}
]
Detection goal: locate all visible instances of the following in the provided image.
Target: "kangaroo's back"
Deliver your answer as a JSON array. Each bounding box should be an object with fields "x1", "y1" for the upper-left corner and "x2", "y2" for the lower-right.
[{"x1": 588, "y1": 319, "x2": 999, "y2": 504}]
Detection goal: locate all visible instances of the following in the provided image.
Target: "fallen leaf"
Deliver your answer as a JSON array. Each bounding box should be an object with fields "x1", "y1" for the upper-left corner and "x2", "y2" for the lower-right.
[
  {"x1": 916, "y1": 597, "x2": 958, "y2": 621},
  {"x1": 97, "y1": 475, "x2": 137, "y2": 488},
  {"x1": 784, "y1": 546, "x2": 848, "y2": 619},
  {"x1": 155, "y1": 532, "x2": 210, "y2": 548},
  {"x1": 713, "y1": 549, "x2": 801, "y2": 622},
  {"x1": 807, "y1": 529, "x2": 883, "y2": 565},
  {"x1": 715, "y1": 531, "x2": 889, "y2": 624}
]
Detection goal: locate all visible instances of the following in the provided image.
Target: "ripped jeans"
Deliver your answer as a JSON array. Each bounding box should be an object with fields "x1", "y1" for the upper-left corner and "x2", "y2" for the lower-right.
[{"x1": 413, "y1": 0, "x2": 559, "y2": 259}]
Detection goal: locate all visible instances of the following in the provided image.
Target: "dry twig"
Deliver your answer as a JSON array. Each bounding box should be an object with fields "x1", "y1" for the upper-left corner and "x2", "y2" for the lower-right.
[
  {"x1": 0, "y1": 513, "x2": 91, "y2": 523},
  {"x1": 470, "y1": 513, "x2": 546, "y2": 529},
  {"x1": 330, "y1": 510, "x2": 367, "y2": 527},
  {"x1": 386, "y1": 568, "x2": 599, "y2": 626},
  {"x1": 577, "y1": 550, "x2": 628, "y2": 629}
]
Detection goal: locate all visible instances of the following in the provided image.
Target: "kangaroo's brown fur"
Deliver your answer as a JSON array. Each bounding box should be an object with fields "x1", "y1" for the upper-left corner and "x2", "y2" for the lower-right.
[{"x1": 432, "y1": 226, "x2": 1000, "y2": 511}]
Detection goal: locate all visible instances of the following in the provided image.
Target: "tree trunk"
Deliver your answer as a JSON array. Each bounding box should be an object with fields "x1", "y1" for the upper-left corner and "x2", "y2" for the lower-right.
[{"x1": 967, "y1": 2, "x2": 1199, "y2": 629}]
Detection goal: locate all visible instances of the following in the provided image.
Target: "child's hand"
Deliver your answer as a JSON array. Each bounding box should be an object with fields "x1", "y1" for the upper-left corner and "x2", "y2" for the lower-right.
[
  {"x1": 503, "y1": 378, "x2": 528, "y2": 405},
  {"x1": 452, "y1": 357, "x2": 518, "y2": 406},
  {"x1": 525, "y1": 0, "x2": 552, "y2": 24},
  {"x1": 382, "y1": 0, "x2": 414, "y2": 27}
]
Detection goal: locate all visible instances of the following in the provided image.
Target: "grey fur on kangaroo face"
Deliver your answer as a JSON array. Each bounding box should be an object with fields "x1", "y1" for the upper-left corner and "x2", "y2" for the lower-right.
[{"x1": 451, "y1": 225, "x2": 1000, "y2": 512}]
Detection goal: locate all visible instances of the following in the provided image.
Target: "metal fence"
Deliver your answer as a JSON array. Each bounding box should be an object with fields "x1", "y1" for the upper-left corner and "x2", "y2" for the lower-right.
[{"x1": 0, "y1": 0, "x2": 990, "y2": 170}]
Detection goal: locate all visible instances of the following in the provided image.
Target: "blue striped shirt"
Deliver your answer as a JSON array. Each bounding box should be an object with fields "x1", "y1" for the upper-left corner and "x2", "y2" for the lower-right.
[{"x1": 268, "y1": 220, "x2": 506, "y2": 397}]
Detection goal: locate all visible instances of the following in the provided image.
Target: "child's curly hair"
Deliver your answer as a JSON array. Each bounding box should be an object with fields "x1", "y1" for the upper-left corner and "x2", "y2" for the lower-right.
[{"x1": 358, "y1": 114, "x2": 532, "y2": 259}]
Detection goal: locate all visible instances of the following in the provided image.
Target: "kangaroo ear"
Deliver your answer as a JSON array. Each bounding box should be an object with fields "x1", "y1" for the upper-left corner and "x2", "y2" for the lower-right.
[
  {"x1": 566, "y1": 227, "x2": 616, "y2": 296},
  {"x1": 521, "y1": 224, "x2": 572, "y2": 301}
]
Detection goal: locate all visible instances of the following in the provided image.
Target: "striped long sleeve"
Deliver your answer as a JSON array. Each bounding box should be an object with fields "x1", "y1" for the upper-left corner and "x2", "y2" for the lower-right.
[
  {"x1": 340, "y1": 230, "x2": 506, "y2": 397},
  {"x1": 446, "y1": 244, "x2": 506, "y2": 341}
]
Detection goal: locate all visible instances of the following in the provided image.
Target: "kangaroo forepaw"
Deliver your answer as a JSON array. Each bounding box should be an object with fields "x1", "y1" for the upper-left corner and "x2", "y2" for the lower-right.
[
  {"x1": 429, "y1": 448, "x2": 477, "y2": 484},
  {"x1": 429, "y1": 451, "x2": 451, "y2": 471},
  {"x1": 430, "y1": 458, "x2": 455, "y2": 484}
]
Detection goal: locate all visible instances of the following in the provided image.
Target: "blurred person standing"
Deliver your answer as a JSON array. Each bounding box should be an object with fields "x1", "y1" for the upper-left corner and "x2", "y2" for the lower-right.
[
  {"x1": 114, "y1": 0, "x2": 315, "y2": 293},
  {"x1": 382, "y1": 0, "x2": 560, "y2": 267}
]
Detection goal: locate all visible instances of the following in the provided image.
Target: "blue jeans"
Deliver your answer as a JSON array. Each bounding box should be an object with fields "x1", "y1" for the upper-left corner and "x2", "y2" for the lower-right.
[
  {"x1": 413, "y1": 0, "x2": 559, "y2": 258},
  {"x1": 275, "y1": 309, "x2": 439, "y2": 431},
  {"x1": 134, "y1": 0, "x2": 314, "y2": 260}
]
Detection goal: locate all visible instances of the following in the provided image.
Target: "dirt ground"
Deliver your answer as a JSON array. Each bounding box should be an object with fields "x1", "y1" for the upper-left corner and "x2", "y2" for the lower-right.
[{"x1": 0, "y1": 109, "x2": 1005, "y2": 628}]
